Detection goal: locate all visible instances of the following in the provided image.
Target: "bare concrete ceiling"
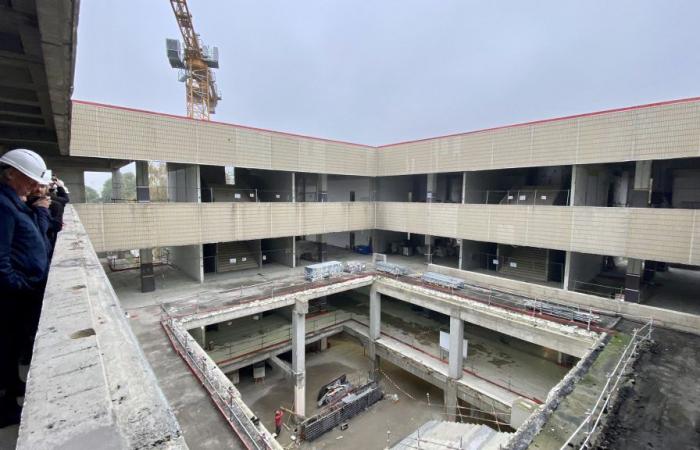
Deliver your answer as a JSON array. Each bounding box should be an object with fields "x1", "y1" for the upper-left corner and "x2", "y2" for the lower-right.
[{"x1": 0, "y1": 0, "x2": 78, "y2": 156}]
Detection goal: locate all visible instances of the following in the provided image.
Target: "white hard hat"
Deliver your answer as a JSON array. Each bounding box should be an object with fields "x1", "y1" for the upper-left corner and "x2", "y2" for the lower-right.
[{"x1": 0, "y1": 148, "x2": 50, "y2": 184}]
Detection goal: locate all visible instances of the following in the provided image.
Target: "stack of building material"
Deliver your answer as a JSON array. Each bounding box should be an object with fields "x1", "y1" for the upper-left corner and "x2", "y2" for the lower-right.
[
  {"x1": 304, "y1": 261, "x2": 344, "y2": 281},
  {"x1": 301, "y1": 381, "x2": 383, "y2": 441},
  {"x1": 375, "y1": 261, "x2": 410, "y2": 276},
  {"x1": 524, "y1": 299, "x2": 600, "y2": 323},
  {"x1": 422, "y1": 272, "x2": 465, "y2": 289},
  {"x1": 344, "y1": 261, "x2": 366, "y2": 274}
]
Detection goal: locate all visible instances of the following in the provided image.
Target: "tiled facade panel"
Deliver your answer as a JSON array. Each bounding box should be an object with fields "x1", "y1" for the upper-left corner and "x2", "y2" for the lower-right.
[
  {"x1": 374, "y1": 203, "x2": 700, "y2": 265},
  {"x1": 70, "y1": 102, "x2": 376, "y2": 175},
  {"x1": 74, "y1": 203, "x2": 374, "y2": 252},
  {"x1": 378, "y1": 99, "x2": 700, "y2": 175},
  {"x1": 72, "y1": 99, "x2": 700, "y2": 176}
]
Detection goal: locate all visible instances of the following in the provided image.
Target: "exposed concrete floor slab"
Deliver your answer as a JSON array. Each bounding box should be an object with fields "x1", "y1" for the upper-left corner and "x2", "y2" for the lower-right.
[
  {"x1": 107, "y1": 246, "x2": 430, "y2": 308},
  {"x1": 236, "y1": 334, "x2": 447, "y2": 449},
  {"x1": 125, "y1": 305, "x2": 243, "y2": 449},
  {"x1": 597, "y1": 323, "x2": 700, "y2": 450},
  {"x1": 643, "y1": 268, "x2": 700, "y2": 316}
]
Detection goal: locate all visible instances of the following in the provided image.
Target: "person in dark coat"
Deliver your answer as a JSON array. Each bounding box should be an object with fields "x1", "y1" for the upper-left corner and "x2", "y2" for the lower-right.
[
  {"x1": 0, "y1": 149, "x2": 51, "y2": 427},
  {"x1": 46, "y1": 176, "x2": 70, "y2": 250}
]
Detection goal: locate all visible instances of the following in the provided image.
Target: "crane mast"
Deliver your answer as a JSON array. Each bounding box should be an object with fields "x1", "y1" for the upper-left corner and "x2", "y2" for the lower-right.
[{"x1": 166, "y1": 0, "x2": 220, "y2": 120}]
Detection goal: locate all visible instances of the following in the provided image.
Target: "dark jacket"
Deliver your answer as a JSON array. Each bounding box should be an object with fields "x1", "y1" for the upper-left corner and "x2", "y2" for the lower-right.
[{"x1": 0, "y1": 184, "x2": 50, "y2": 294}]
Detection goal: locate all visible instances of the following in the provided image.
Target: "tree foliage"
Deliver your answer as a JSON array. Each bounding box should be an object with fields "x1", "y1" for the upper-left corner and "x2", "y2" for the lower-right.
[
  {"x1": 85, "y1": 186, "x2": 101, "y2": 203},
  {"x1": 101, "y1": 172, "x2": 136, "y2": 202}
]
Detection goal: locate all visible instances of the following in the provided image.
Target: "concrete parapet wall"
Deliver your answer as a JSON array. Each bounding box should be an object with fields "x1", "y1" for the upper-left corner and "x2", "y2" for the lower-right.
[
  {"x1": 375, "y1": 202, "x2": 700, "y2": 266},
  {"x1": 17, "y1": 206, "x2": 187, "y2": 449},
  {"x1": 74, "y1": 202, "x2": 375, "y2": 252},
  {"x1": 430, "y1": 264, "x2": 700, "y2": 335},
  {"x1": 70, "y1": 101, "x2": 377, "y2": 176}
]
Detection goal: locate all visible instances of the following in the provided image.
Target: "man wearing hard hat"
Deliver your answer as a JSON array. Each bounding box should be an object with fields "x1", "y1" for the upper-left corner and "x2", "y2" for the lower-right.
[{"x1": 0, "y1": 148, "x2": 52, "y2": 427}]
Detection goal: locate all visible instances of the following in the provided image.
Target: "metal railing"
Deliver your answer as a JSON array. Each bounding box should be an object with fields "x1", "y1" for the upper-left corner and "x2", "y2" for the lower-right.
[
  {"x1": 463, "y1": 189, "x2": 570, "y2": 206},
  {"x1": 559, "y1": 320, "x2": 654, "y2": 449},
  {"x1": 208, "y1": 311, "x2": 352, "y2": 364},
  {"x1": 573, "y1": 280, "x2": 625, "y2": 299},
  {"x1": 105, "y1": 185, "x2": 375, "y2": 203},
  {"x1": 164, "y1": 319, "x2": 280, "y2": 450}
]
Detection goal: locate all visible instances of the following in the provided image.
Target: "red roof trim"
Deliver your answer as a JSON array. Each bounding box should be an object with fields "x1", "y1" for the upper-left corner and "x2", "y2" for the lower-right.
[
  {"x1": 73, "y1": 96, "x2": 700, "y2": 150},
  {"x1": 71, "y1": 99, "x2": 374, "y2": 149},
  {"x1": 377, "y1": 96, "x2": 700, "y2": 148}
]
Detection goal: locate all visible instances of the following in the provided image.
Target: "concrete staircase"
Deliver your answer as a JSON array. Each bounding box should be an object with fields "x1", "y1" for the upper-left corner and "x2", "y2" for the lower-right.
[
  {"x1": 392, "y1": 420, "x2": 513, "y2": 450},
  {"x1": 216, "y1": 241, "x2": 259, "y2": 272},
  {"x1": 498, "y1": 246, "x2": 548, "y2": 282}
]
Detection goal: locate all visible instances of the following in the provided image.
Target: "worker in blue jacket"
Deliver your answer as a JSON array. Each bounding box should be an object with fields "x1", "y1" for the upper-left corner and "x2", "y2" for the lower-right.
[{"x1": 0, "y1": 148, "x2": 51, "y2": 427}]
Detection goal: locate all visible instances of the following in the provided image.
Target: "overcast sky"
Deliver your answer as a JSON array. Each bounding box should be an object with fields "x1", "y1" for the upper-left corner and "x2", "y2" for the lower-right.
[{"x1": 75, "y1": 1, "x2": 700, "y2": 187}]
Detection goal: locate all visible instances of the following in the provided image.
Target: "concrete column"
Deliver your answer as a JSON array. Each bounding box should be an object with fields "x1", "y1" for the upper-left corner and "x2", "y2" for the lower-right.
[
  {"x1": 111, "y1": 168, "x2": 122, "y2": 202},
  {"x1": 625, "y1": 258, "x2": 643, "y2": 303},
  {"x1": 135, "y1": 161, "x2": 150, "y2": 202},
  {"x1": 448, "y1": 316, "x2": 464, "y2": 380},
  {"x1": 563, "y1": 251, "x2": 572, "y2": 290},
  {"x1": 291, "y1": 172, "x2": 296, "y2": 202},
  {"x1": 317, "y1": 235, "x2": 327, "y2": 262},
  {"x1": 292, "y1": 237, "x2": 297, "y2": 268},
  {"x1": 631, "y1": 160, "x2": 652, "y2": 207},
  {"x1": 569, "y1": 165, "x2": 579, "y2": 206},
  {"x1": 368, "y1": 285, "x2": 381, "y2": 380},
  {"x1": 292, "y1": 300, "x2": 308, "y2": 417},
  {"x1": 319, "y1": 173, "x2": 328, "y2": 202},
  {"x1": 458, "y1": 173, "x2": 467, "y2": 270},
  {"x1": 445, "y1": 315, "x2": 464, "y2": 421},
  {"x1": 192, "y1": 326, "x2": 205, "y2": 347},
  {"x1": 319, "y1": 337, "x2": 328, "y2": 351},
  {"x1": 139, "y1": 248, "x2": 155, "y2": 292},
  {"x1": 424, "y1": 235, "x2": 434, "y2": 265},
  {"x1": 444, "y1": 379, "x2": 459, "y2": 421},
  {"x1": 427, "y1": 173, "x2": 437, "y2": 202}
]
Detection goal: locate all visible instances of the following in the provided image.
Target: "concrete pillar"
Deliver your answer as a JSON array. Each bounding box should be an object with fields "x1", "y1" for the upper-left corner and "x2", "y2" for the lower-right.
[
  {"x1": 458, "y1": 173, "x2": 467, "y2": 269},
  {"x1": 292, "y1": 300, "x2": 308, "y2": 417},
  {"x1": 569, "y1": 165, "x2": 579, "y2": 206},
  {"x1": 368, "y1": 285, "x2": 381, "y2": 380},
  {"x1": 319, "y1": 173, "x2": 328, "y2": 202},
  {"x1": 631, "y1": 160, "x2": 652, "y2": 207},
  {"x1": 135, "y1": 160, "x2": 150, "y2": 202},
  {"x1": 111, "y1": 168, "x2": 122, "y2": 202},
  {"x1": 444, "y1": 379, "x2": 459, "y2": 421},
  {"x1": 448, "y1": 316, "x2": 464, "y2": 380},
  {"x1": 319, "y1": 337, "x2": 328, "y2": 351},
  {"x1": 291, "y1": 172, "x2": 296, "y2": 202},
  {"x1": 563, "y1": 251, "x2": 572, "y2": 290},
  {"x1": 424, "y1": 235, "x2": 434, "y2": 265},
  {"x1": 444, "y1": 315, "x2": 464, "y2": 421},
  {"x1": 139, "y1": 248, "x2": 155, "y2": 292},
  {"x1": 192, "y1": 326, "x2": 205, "y2": 347},
  {"x1": 427, "y1": 173, "x2": 437, "y2": 203},
  {"x1": 625, "y1": 258, "x2": 643, "y2": 303},
  {"x1": 292, "y1": 237, "x2": 297, "y2": 268},
  {"x1": 317, "y1": 235, "x2": 327, "y2": 262}
]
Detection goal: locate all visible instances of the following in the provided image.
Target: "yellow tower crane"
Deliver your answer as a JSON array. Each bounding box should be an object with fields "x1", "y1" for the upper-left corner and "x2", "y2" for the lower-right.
[{"x1": 165, "y1": 0, "x2": 221, "y2": 120}]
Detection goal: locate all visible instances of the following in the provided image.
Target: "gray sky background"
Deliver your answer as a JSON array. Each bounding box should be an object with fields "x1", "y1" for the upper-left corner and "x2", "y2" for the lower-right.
[{"x1": 76, "y1": 0, "x2": 700, "y2": 189}]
